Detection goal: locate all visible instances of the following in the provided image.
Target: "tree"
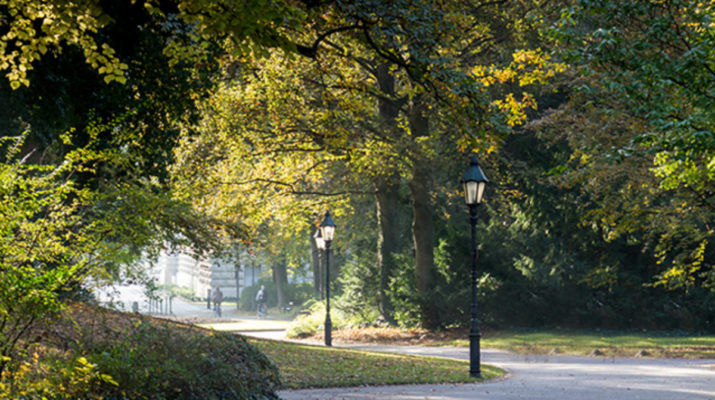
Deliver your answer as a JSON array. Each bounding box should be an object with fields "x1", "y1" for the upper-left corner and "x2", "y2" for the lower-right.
[
  {"x1": 0, "y1": 132, "x2": 209, "y2": 372},
  {"x1": 550, "y1": 0, "x2": 714, "y2": 289},
  {"x1": 170, "y1": 0, "x2": 567, "y2": 329}
]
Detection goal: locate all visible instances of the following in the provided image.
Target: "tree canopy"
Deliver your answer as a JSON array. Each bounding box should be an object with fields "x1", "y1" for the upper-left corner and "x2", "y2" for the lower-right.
[{"x1": 0, "y1": 0, "x2": 712, "y2": 342}]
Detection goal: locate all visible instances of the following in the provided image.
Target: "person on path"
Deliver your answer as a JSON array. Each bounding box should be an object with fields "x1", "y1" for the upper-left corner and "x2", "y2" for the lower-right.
[
  {"x1": 212, "y1": 287, "x2": 223, "y2": 317},
  {"x1": 255, "y1": 285, "x2": 267, "y2": 318}
]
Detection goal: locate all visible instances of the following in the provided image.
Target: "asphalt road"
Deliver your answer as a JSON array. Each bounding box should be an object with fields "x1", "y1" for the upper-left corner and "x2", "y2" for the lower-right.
[{"x1": 275, "y1": 343, "x2": 715, "y2": 400}]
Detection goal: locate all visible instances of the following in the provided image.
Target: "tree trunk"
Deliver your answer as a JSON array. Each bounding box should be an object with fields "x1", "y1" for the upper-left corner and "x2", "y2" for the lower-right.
[
  {"x1": 375, "y1": 175, "x2": 402, "y2": 323},
  {"x1": 408, "y1": 100, "x2": 438, "y2": 329},
  {"x1": 272, "y1": 258, "x2": 288, "y2": 309},
  {"x1": 374, "y1": 62, "x2": 404, "y2": 323}
]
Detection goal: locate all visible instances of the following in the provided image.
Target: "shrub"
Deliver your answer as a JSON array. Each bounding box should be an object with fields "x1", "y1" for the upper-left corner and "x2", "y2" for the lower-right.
[
  {"x1": 0, "y1": 351, "x2": 117, "y2": 400},
  {"x1": 286, "y1": 300, "x2": 349, "y2": 338},
  {"x1": 79, "y1": 318, "x2": 281, "y2": 399},
  {"x1": 16, "y1": 304, "x2": 282, "y2": 399},
  {"x1": 240, "y1": 279, "x2": 313, "y2": 311}
]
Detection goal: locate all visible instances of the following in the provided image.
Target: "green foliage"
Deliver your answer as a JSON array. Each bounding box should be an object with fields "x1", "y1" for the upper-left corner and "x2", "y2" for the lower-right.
[
  {"x1": 2, "y1": 304, "x2": 281, "y2": 399},
  {"x1": 334, "y1": 251, "x2": 385, "y2": 326},
  {"x1": 0, "y1": 352, "x2": 117, "y2": 400},
  {"x1": 157, "y1": 284, "x2": 195, "y2": 301},
  {"x1": 550, "y1": 0, "x2": 715, "y2": 289},
  {"x1": 385, "y1": 233, "x2": 500, "y2": 329},
  {"x1": 0, "y1": 133, "x2": 102, "y2": 372},
  {"x1": 0, "y1": 126, "x2": 241, "y2": 379},
  {"x1": 0, "y1": 0, "x2": 313, "y2": 89},
  {"x1": 240, "y1": 279, "x2": 314, "y2": 311},
  {"x1": 286, "y1": 300, "x2": 349, "y2": 338},
  {"x1": 79, "y1": 319, "x2": 280, "y2": 400},
  {"x1": 0, "y1": 0, "x2": 126, "y2": 89}
]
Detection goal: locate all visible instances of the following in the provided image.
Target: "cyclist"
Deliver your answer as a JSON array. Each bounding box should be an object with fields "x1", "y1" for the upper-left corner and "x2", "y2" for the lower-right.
[{"x1": 255, "y1": 285, "x2": 267, "y2": 318}]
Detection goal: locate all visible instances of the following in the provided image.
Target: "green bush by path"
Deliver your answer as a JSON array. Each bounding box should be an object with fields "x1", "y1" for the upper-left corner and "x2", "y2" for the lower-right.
[
  {"x1": 286, "y1": 300, "x2": 350, "y2": 338},
  {"x1": 5, "y1": 304, "x2": 281, "y2": 400},
  {"x1": 81, "y1": 322, "x2": 280, "y2": 399},
  {"x1": 251, "y1": 339, "x2": 503, "y2": 389}
]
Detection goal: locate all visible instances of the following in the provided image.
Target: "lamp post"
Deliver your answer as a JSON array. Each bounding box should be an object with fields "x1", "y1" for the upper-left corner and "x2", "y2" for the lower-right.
[
  {"x1": 461, "y1": 154, "x2": 488, "y2": 378},
  {"x1": 314, "y1": 229, "x2": 326, "y2": 300},
  {"x1": 319, "y1": 210, "x2": 336, "y2": 347}
]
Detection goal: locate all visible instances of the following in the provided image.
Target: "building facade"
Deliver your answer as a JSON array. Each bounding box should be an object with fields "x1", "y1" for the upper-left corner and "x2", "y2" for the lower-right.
[{"x1": 151, "y1": 250, "x2": 264, "y2": 300}]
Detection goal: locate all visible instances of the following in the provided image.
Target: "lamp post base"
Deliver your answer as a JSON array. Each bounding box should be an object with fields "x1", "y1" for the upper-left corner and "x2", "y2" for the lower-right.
[
  {"x1": 325, "y1": 317, "x2": 332, "y2": 347},
  {"x1": 469, "y1": 323, "x2": 481, "y2": 378}
]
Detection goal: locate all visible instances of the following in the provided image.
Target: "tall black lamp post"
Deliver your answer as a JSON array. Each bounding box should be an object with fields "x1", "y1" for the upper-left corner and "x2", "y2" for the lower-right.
[
  {"x1": 314, "y1": 229, "x2": 326, "y2": 300},
  {"x1": 461, "y1": 154, "x2": 488, "y2": 378},
  {"x1": 319, "y1": 210, "x2": 336, "y2": 347}
]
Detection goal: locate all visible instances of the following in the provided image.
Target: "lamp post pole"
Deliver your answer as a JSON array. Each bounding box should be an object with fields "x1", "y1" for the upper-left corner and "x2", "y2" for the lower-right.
[
  {"x1": 324, "y1": 238, "x2": 332, "y2": 346},
  {"x1": 469, "y1": 204, "x2": 481, "y2": 378},
  {"x1": 319, "y1": 211, "x2": 336, "y2": 347},
  {"x1": 461, "y1": 154, "x2": 488, "y2": 378}
]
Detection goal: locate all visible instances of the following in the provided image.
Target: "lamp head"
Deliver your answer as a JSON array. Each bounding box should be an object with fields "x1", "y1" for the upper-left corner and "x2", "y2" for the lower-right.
[
  {"x1": 319, "y1": 210, "x2": 336, "y2": 242},
  {"x1": 460, "y1": 154, "x2": 488, "y2": 205}
]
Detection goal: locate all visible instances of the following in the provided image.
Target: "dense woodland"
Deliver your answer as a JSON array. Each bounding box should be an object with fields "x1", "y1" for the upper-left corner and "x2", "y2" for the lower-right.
[{"x1": 1, "y1": 2, "x2": 713, "y2": 383}]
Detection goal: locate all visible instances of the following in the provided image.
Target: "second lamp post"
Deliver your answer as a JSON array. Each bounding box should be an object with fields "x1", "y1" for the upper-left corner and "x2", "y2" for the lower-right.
[
  {"x1": 319, "y1": 210, "x2": 336, "y2": 346},
  {"x1": 461, "y1": 154, "x2": 488, "y2": 378}
]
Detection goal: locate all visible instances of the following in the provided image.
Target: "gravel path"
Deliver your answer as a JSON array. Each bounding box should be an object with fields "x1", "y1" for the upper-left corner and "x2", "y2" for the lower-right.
[{"x1": 275, "y1": 343, "x2": 715, "y2": 400}]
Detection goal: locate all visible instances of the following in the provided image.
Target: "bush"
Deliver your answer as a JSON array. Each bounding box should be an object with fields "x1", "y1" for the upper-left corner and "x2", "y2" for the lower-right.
[
  {"x1": 79, "y1": 319, "x2": 280, "y2": 399},
  {"x1": 16, "y1": 304, "x2": 282, "y2": 399},
  {"x1": 0, "y1": 351, "x2": 117, "y2": 400},
  {"x1": 240, "y1": 279, "x2": 313, "y2": 311},
  {"x1": 286, "y1": 300, "x2": 349, "y2": 338},
  {"x1": 158, "y1": 284, "x2": 196, "y2": 301}
]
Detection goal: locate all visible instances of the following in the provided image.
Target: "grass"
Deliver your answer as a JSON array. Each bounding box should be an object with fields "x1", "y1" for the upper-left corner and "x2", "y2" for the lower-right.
[
  {"x1": 447, "y1": 330, "x2": 715, "y2": 358},
  {"x1": 312, "y1": 327, "x2": 715, "y2": 359},
  {"x1": 249, "y1": 339, "x2": 504, "y2": 389}
]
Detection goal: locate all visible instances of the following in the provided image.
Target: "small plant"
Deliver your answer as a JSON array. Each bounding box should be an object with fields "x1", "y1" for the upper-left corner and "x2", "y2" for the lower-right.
[
  {"x1": 0, "y1": 352, "x2": 117, "y2": 400},
  {"x1": 286, "y1": 300, "x2": 349, "y2": 338}
]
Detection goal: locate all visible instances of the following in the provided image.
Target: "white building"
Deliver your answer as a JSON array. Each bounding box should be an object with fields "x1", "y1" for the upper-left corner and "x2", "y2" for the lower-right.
[{"x1": 150, "y1": 250, "x2": 265, "y2": 300}]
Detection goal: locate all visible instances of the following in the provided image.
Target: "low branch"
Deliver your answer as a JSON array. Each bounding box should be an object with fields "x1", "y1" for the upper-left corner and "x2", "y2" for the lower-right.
[{"x1": 297, "y1": 24, "x2": 363, "y2": 58}]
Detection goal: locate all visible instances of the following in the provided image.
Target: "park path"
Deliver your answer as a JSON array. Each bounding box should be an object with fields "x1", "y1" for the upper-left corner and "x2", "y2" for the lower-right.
[{"x1": 243, "y1": 332, "x2": 715, "y2": 400}]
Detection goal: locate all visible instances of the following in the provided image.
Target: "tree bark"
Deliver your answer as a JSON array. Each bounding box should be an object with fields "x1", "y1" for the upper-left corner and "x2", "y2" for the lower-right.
[
  {"x1": 374, "y1": 62, "x2": 404, "y2": 323},
  {"x1": 272, "y1": 258, "x2": 288, "y2": 309},
  {"x1": 408, "y1": 100, "x2": 438, "y2": 329},
  {"x1": 375, "y1": 175, "x2": 402, "y2": 323}
]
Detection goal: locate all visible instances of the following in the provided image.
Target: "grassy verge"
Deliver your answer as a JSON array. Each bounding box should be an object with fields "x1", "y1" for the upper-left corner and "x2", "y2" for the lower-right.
[
  {"x1": 453, "y1": 331, "x2": 715, "y2": 358},
  {"x1": 310, "y1": 327, "x2": 715, "y2": 359},
  {"x1": 250, "y1": 339, "x2": 504, "y2": 389}
]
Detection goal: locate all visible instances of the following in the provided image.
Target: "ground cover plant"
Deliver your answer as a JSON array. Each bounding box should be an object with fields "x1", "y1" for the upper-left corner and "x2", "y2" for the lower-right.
[
  {"x1": 1, "y1": 303, "x2": 280, "y2": 399},
  {"x1": 250, "y1": 339, "x2": 503, "y2": 389},
  {"x1": 298, "y1": 327, "x2": 715, "y2": 359}
]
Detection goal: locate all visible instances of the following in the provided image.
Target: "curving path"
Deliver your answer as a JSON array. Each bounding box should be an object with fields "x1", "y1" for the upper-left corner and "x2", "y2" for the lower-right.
[{"x1": 277, "y1": 343, "x2": 715, "y2": 400}]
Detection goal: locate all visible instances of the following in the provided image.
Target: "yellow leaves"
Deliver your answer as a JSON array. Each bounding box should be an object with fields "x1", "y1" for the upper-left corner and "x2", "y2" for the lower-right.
[
  {"x1": 469, "y1": 48, "x2": 566, "y2": 127},
  {"x1": 1, "y1": 0, "x2": 126, "y2": 88},
  {"x1": 491, "y1": 92, "x2": 537, "y2": 127}
]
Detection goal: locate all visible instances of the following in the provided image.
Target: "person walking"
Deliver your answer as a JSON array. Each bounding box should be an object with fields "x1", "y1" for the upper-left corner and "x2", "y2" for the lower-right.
[
  {"x1": 255, "y1": 285, "x2": 267, "y2": 318},
  {"x1": 212, "y1": 287, "x2": 223, "y2": 317}
]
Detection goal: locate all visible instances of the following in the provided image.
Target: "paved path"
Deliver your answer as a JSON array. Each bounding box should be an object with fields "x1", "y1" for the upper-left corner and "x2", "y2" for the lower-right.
[{"x1": 241, "y1": 332, "x2": 715, "y2": 400}]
